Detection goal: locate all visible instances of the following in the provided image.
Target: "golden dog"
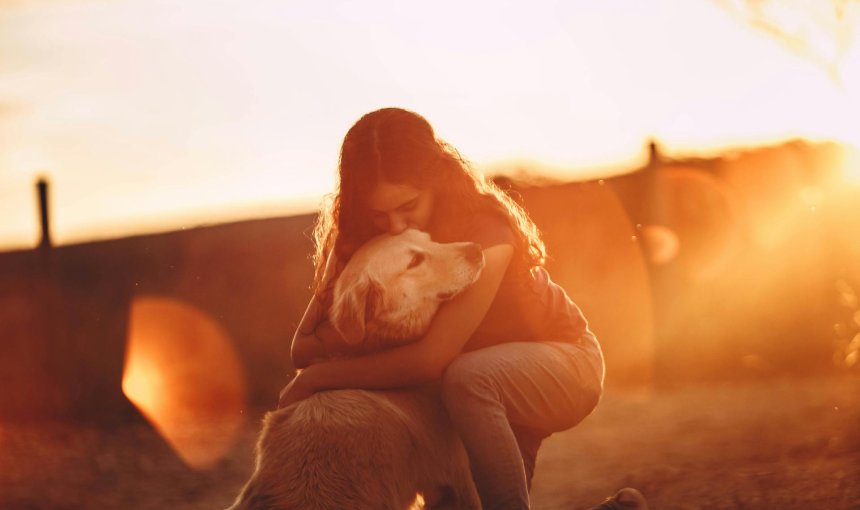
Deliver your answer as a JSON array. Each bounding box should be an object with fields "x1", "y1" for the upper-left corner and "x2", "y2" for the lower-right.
[{"x1": 227, "y1": 229, "x2": 484, "y2": 510}]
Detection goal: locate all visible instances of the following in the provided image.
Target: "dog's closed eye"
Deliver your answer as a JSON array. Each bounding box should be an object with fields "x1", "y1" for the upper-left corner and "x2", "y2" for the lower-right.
[{"x1": 407, "y1": 251, "x2": 426, "y2": 270}]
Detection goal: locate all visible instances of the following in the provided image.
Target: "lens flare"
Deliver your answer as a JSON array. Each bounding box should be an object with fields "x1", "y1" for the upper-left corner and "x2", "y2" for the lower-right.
[
  {"x1": 848, "y1": 333, "x2": 860, "y2": 361},
  {"x1": 719, "y1": 147, "x2": 807, "y2": 249},
  {"x1": 640, "y1": 224, "x2": 681, "y2": 265},
  {"x1": 840, "y1": 146, "x2": 860, "y2": 185},
  {"x1": 520, "y1": 181, "x2": 655, "y2": 388},
  {"x1": 122, "y1": 296, "x2": 247, "y2": 469},
  {"x1": 648, "y1": 166, "x2": 742, "y2": 281}
]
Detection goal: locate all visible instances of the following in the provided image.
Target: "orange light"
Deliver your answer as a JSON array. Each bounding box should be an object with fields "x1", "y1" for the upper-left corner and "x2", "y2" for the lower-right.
[
  {"x1": 640, "y1": 224, "x2": 680, "y2": 265},
  {"x1": 649, "y1": 166, "x2": 743, "y2": 281},
  {"x1": 840, "y1": 147, "x2": 860, "y2": 185},
  {"x1": 523, "y1": 181, "x2": 655, "y2": 388},
  {"x1": 846, "y1": 334, "x2": 860, "y2": 368},
  {"x1": 122, "y1": 296, "x2": 247, "y2": 469},
  {"x1": 410, "y1": 493, "x2": 426, "y2": 510}
]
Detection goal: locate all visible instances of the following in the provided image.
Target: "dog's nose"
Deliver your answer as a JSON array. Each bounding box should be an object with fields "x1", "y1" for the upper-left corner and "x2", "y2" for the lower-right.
[{"x1": 463, "y1": 243, "x2": 484, "y2": 265}]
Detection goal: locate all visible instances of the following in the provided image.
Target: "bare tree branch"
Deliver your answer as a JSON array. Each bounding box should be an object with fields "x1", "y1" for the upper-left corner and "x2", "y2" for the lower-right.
[{"x1": 714, "y1": 0, "x2": 860, "y2": 83}]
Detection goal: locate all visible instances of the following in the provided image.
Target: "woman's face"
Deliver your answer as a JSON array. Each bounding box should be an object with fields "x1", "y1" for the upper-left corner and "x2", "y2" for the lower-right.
[{"x1": 366, "y1": 181, "x2": 435, "y2": 235}]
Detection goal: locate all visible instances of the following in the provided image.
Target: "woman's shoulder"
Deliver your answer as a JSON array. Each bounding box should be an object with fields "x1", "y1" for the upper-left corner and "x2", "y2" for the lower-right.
[{"x1": 461, "y1": 208, "x2": 516, "y2": 250}]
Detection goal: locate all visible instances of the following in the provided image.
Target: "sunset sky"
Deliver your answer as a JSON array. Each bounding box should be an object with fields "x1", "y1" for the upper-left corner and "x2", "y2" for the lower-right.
[{"x1": 1, "y1": 0, "x2": 858, "y2": 249}]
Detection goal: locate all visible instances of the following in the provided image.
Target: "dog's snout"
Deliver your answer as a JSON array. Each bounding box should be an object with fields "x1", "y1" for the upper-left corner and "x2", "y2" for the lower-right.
[{"x1": 462, "y1": 243, "x2": 484, "y2": 266}]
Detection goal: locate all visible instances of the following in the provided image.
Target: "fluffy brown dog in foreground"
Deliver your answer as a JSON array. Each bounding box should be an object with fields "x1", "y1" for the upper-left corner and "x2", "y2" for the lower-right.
[{"x1": 227, "y1": 230, "x2": 484, "y2": 510}]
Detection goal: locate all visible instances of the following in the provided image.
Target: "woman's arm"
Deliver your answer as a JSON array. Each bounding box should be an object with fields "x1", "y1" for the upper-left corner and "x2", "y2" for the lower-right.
[
  {"x1": 290, "y1": 250, "x2": 358, "y2": 368},
  {"x1": 291, "y1": 296, "x2": 370, "y2": 368},
  {"x1": 280, "y1": 243, "x2": 513, "y2": 405},
  {"x1": 290, "y1": 296, "x2": 328, "y2": 369}
]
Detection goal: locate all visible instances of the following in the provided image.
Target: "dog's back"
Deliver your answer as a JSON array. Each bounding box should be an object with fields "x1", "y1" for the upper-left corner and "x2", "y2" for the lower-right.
[{"x1": 227, "y1": 387, "x2": 478, "y2": 510}]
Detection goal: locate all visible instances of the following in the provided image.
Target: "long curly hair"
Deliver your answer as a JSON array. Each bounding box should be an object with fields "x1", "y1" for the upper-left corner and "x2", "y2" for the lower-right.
[{"x1": 311, "y1": 107, "x2": 545, "y2": 301}]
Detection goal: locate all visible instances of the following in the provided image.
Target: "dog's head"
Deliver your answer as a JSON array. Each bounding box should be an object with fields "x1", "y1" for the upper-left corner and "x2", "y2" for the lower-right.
[{"x1": 329, "y1": 229, "x2": 484, "y2": 346}]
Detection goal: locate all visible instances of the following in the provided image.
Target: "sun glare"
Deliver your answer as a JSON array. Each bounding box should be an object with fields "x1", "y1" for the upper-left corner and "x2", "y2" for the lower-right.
[
  {"x1": 640, "y1": 224, "x2": 681, "y2": 266},
  {"x1": 121, "y1": 350, "x2": 166, "y2": 422},
  {"x1": 2, "y1": 0, "x2": 860, "y2": 249},
  {"x1": 122, "y1": 296, "x2": 247, "y2": 469},
  {"x1": 840, "y1": 145, "x2": 860, "y2": 185}
]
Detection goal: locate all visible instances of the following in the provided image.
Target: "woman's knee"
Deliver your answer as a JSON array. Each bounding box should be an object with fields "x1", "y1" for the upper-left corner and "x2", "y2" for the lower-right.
[{"x1": 440, "y1": 353, "x2": 498, "y2": 408}]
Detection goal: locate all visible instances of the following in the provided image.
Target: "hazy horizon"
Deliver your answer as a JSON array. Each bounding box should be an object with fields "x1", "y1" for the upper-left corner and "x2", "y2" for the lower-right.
[{"x1": 2, "y1": 0, "x2": 858, "y2": 249}]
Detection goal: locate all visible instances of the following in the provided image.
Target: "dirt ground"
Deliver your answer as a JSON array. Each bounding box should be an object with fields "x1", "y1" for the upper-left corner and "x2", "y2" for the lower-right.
[{"x1": 1, "y1": 375, "x2": 858, "y2": 510}]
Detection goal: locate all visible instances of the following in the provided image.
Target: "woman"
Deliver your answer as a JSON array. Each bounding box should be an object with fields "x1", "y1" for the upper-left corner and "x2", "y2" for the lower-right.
[{"x1": 279, "y1": 107, "x2": 646, "y2": 510}]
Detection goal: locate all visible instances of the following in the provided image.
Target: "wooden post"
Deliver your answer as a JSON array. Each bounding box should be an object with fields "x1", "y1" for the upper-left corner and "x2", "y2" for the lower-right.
[{"x1": 37, "y1": 178, "x2": 52, "y2": 250}]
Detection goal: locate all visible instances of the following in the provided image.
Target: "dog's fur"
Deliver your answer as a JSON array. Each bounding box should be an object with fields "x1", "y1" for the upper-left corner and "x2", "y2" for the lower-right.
[{"x1": 227, "y1": 229, "x2": 484, "y2": 510}]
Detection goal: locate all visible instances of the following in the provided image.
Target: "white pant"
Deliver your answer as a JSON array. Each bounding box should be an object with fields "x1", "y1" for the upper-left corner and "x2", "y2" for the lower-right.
[{"x1": 441, "y1": 333, "x2": 605, "y2": 510}]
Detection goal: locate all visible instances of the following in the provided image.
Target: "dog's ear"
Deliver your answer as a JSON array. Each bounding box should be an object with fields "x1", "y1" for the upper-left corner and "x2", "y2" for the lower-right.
[{"x1": 330, "y1": 277, "x2": 381, "y2": 345}]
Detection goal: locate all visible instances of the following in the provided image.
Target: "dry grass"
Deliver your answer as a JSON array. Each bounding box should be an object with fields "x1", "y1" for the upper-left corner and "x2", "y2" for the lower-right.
[{"x1": 1, "y1": 375, "x2": 858, "y2": 510}]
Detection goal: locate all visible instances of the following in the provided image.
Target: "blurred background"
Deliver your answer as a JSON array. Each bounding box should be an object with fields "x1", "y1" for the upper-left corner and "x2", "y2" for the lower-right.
[{"x1": 1, "y1": 0, "x2": 859, "y2": 509}]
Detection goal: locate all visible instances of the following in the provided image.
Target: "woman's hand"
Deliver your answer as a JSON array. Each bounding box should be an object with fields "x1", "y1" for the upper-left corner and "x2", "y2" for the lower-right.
[
  {"x1": 291, "y1": 331, "x2": 329, "y2": 369},
  {"x1": 292, "y1": 320, "x2": 356, "y2": 369},
  {"x1": 277, "y1": 368, "x2": 319, "y2": 408}
]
